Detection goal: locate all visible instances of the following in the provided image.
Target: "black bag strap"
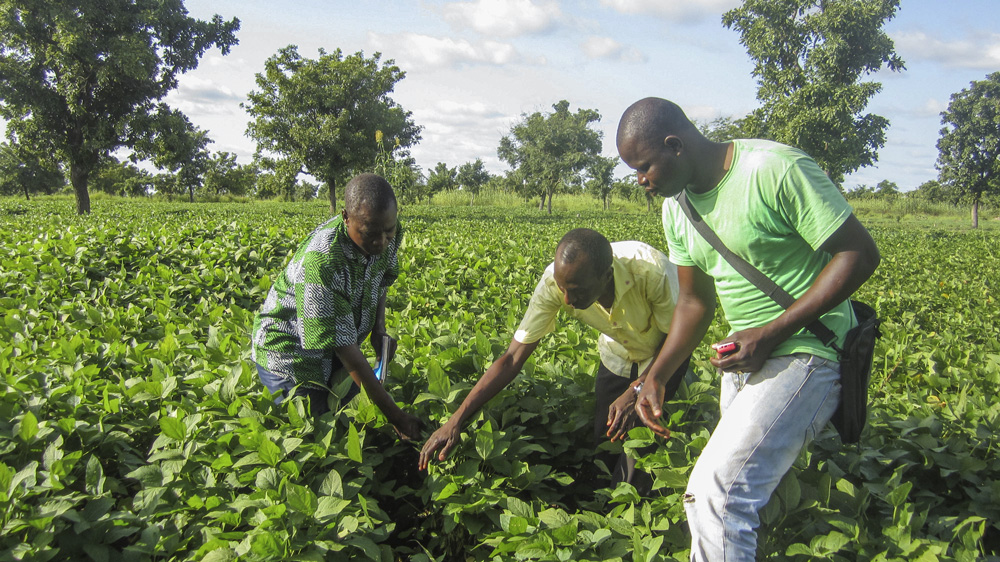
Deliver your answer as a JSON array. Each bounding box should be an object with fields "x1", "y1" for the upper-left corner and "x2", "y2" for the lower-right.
[{"x1": 675, "y1": 191, "x2": 841, "y2": 351}]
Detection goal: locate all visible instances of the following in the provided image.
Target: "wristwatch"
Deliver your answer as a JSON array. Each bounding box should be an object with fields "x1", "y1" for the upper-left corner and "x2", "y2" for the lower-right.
[{"x1": 633, "y1": 381, "x2": 644, "y2": 395}]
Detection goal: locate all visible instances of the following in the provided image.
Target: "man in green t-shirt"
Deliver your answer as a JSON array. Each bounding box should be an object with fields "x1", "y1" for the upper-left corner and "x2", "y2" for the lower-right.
[
  {"x1": 616, "y1": 98, "x2": 881, "y2": 561},
  {"x1": 252, "y1": 173, "x2": 421, "y2": 440}
]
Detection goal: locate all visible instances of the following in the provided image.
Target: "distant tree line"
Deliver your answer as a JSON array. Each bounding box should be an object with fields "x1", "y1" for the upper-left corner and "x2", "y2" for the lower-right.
[{"x1": 1, "y1": 0, "x2": 997, "y2": 225}]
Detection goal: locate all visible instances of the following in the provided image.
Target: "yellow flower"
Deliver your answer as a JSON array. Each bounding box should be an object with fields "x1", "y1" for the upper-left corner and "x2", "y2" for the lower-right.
[{"x1": 375, "y1": 130, "x2": 384, "y2": 143}]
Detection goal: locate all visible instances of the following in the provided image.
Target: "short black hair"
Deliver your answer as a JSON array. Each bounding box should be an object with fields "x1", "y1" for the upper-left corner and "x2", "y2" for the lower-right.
[
  {"x1": 344, "y1": 173, "x2": 397, "y2": 216},
  {"x1": 556, "y1": 228, "x2": 613, "y2": 274},
  {"x1": 616, "y1": 97, "x2": 696, "y2": 149}
]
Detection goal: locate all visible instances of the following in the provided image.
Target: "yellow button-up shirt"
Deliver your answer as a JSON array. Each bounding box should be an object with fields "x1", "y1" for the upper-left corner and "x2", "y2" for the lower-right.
[{"x1": 514, "y1": 241, "x2": 679, "y2": 378}]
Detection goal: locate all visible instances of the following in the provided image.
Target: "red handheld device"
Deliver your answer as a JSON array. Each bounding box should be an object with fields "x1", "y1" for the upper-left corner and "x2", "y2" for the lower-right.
[{"x1": 713, "y1": 342, "x2": 737, "y2": 356}]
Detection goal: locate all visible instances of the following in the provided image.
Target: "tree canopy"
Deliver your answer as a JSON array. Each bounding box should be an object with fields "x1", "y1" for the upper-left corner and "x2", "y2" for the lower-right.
[
  {"x1": 243, "y1": 46, "x2": 421, "y2": 212},
  {"x1": 0, "y1": 0, "x2": 239, "y2": 213},
  {"x1": 498, "y1": 100, "x2": 602, "y2": 214},
  {"x1": 723, "y1": 0, "x2": 904, "y2": 185},
  {"x1": 457, "y1": 159, "x2": 491, "y2": 206},
  {"x1": 936, "y1": 71, "x2": 1000, "y2": 228}
]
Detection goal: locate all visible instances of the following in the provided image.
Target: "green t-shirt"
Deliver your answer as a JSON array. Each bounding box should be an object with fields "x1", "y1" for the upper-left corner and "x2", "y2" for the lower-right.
[{"x1": 662, "y1": 139, "x2": 855, "y2": 362}]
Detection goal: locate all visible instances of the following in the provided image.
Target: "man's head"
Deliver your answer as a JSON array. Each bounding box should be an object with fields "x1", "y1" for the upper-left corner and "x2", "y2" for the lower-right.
[
  {"x1": 616, "y1": 97, "x2": 699, "y2": 198},
  {"x1": 342, "y1": 173, "x2": 398, "y2": 256},
  {"x1": 553, "y1": 228, "x2": 614, "y2": 310}
]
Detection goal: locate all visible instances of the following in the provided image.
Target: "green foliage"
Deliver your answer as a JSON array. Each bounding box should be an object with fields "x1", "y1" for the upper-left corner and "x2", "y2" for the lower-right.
[
  {"x1": 456, "y1": 159, "x2": 492, "y2": 205},
  {"x1": 586, "y1": 156, "x2": 618, "y2": 210},
  {"x1": 0, "y1": 141, "x2": 64, "y2": 199},
  {"x1": 243, "y1": 46, "x2": 422, "y2": 211},
  {"x1": 0, "y1": 0, "x2": 239, "y2": 213},
  {"x1": 498, "y1": 100, "x2": 603, "y2": 214},
  {"x1": 723, "y1": 0, "x2": 905, "y2": 185},
  {"x1": 1, "y1": 198, "x2": 998, "y2": 560},
  {"x1": 936, "y1": 71, "x2": 1000, "y2": 228}
]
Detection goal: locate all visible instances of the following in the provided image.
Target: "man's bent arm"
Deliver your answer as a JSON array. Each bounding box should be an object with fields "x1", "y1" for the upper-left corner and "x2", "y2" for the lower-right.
[
  {"x1": 713, "y1": 214, "x2": 880, "y2": 373},
  {"x1": 336, "y1": 343, "x2": 418, "y2": 437},
  {"x1": 419, "y1": 339, "x2": 538, "y2": 469},
  {"x1": 635, "y1": 265, "x2": 717, "y2": 437}
]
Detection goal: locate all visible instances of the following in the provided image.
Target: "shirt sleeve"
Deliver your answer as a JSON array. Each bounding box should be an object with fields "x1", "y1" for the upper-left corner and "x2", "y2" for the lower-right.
[
  {"x1": 296, "y1": 250, "x2": 356, "y2": 350},
  {"x1": 774, "y1": 154, "x2": 854, "y2": 250},
  {"x1": 641, "y1": 256, "x2": 677, "y2": 334},
  {"x1": 513, "y1": 267, "x2": 562, "y2": 345},
  {"x1": 662, "y1": 198, "x2": 695, "y2": 267}
]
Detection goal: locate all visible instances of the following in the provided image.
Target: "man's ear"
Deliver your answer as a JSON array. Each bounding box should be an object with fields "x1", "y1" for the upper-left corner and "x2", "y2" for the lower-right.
[
  {"x1": 664, "y1": 135, "x2": 683, "y2": 155},
  {"x1": 341, "y1": 208, "x2": 348, "y2": 222}
]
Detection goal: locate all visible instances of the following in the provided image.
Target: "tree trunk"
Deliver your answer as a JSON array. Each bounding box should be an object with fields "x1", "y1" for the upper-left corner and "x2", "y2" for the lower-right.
[
  {"x1": 546, "y1": 189, "x2": 552, "y2": 214},
  {"x1": 22, "y1": 182, "x2": 30, "y2": 201},
  {"x1": 70, "y1": 162, "x2": 92, "y2": 214},
  {"x1": 328, "y1": 182, "x2": 337, "y2": 214},
  {"x1": 538, "y1": 196, "x2": 544, "y2": 211},
  {"x1": 972, "y1": 198, "x2": 979, "y2": 228},
  {"x1": 188, "y1": 184, "x2": 195, "y2": 203}
]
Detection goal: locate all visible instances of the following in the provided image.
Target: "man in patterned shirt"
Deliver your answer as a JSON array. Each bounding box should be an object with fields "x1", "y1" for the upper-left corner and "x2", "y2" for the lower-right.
[
  {"x1": 418, "y1": 228, "x2": 690, "y2": 493},
  {"x1": 252, "y1": 173, "x2": 421, "y2": 440}
]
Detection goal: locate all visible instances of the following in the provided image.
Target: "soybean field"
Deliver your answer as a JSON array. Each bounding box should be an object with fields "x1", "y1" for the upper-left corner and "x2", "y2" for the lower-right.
[{"x1": 1, "y1": 199, "x2": 998, "y2": 561}]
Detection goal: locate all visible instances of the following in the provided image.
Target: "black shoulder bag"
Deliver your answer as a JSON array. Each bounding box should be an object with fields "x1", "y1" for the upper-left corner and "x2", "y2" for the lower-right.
[{"x1": 675, "y1": 192, "x2": 880, "y2": 443}]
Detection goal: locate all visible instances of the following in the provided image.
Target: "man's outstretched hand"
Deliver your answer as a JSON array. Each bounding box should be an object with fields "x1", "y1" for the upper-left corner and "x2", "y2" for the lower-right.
[
  {"x1": 635, "y1": 376, "x2": 671, "y2": 439},
  {"x1": 418, "y1": 422, "x2": 461, "y2": 470}
]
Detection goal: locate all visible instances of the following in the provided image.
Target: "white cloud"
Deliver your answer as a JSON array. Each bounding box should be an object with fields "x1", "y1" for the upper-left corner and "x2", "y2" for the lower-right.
[
  {"x1": 442, "y1": 0, "x2": 562, "y2": 38},
  {"x1": 581, "y1": 36, "x2": 647, "y2": 63},
  {"x1": 368, "y1": 31, "x2": 534, "y2": 69},
  {"x1": 410, "y1": 100, "x2": 514, "y2": 172},
  {"x1": 893, "y1": 30, "x2": 1000, "y2": 70},
  {"x1": 165, "y1": 76, "x2": 243, "y2": 116},
  {"x1": 600, "y1": 0, "x2": 741, "y2": 22}
]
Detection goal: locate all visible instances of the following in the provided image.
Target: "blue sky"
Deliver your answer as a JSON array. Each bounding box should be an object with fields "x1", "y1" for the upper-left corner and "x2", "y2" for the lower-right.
[{"x1": 168, "y1": 0, "x2": 1000, "y2": 192}]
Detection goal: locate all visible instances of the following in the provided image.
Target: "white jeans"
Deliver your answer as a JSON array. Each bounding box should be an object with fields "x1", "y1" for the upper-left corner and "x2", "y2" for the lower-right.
[{"x1": 684, "y1": 353, "x2": 840, "y2": 561}]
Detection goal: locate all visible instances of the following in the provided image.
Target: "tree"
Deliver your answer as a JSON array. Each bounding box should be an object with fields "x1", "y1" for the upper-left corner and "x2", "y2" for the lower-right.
[
  {"x1": 0, "y1": 141, "x2": 64, "y2": 200},
  {"x1": 456, "y1": 159, "x2": 491, "y2": 206},
  {"x1": 244, "y1": 46, "x2": 421, "y2": 213},
  {"x1": 203, "y1": 152, "x2": 256, "y2": 197},
  {"x1": 723, "y1": 0, "x2": 905, "y2": 185},
  {"x1": 0, "y1": 0, "x2": 239, "y2": 213},
  {"x1": 90, "y1": 157, "x2": 153, "y2": 197},
  {"x1": 936, "y1": 72, "x2": 1000, "y2": 228},
  {"x1": 498, "y1": 100, "x2": 602, "y2": 214},
  {"x1": 698, "y1": 116, "x2": 745, "y2": 143},
  {"x1": 427, "y1": 162, "x2": 457, "y2": 201},
  {"x1": 586, "y1": 156, "x2": 618, "y2": 210},
  {"x1": 135, "y1": 108, "x2": 212, "y2": 202}
]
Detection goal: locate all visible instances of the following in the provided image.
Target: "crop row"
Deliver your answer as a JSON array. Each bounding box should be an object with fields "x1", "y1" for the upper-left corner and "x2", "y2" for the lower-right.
[{"x1": 0, "y1": 199, "x2": 998, "y2": 561}]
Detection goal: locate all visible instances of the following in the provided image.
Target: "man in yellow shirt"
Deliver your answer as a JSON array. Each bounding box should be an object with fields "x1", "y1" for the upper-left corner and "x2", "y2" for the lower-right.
[{"x1": 418, "y1": 228, "x2": 689, "y2": 492}]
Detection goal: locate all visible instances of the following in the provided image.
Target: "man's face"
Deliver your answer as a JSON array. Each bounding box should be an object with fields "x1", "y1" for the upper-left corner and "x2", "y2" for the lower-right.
[
  {"x1": 553, "y1": 256, "x2": 612, "y2": 310},
  {"x1": 618, "y1": 135, "x2": 686, "y2": 198},
  {"x1": 344, "y1": 203, "x2": 398, "y2": 256}
]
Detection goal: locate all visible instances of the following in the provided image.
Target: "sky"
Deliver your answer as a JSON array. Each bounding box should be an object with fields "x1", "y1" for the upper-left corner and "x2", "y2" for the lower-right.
[{"x1": 164, "y1": 0, "x2": 1000, "y2": 192}]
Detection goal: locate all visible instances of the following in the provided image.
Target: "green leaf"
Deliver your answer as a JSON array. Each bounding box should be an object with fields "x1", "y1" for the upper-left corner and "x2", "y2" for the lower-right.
[
  {"x1": 319, "y1": 470, "x2": 344, "y2": 497},
  {"x1": 250, "y1": 532, "x2": 282, "y2": 558},
  {"x1": 159, "y1": 417, "x2": 186, "y2": 441},
  {"x1": 475, "y1": 420, "x2": 495, "y2": 460},
  {"x1": 258, "y1": 439, "x2": 282, "y2": 467},
  {"x1": 347, "y1": 424, "x2": 362, "y2": 463},
  {"x1": 285, "y1": 482, "x2": 318, "y2": 516},
  {"x1": 85, "y1": 456, "x2": 105, "y2": 496},
  {"x1": 427, "y1": 359, "x2": 451, "y2": 399},
  {"x1": 887, "y1": 481, "x2": 913, "y2": 507},
  {"x1": 18, "y1": 411, "x2": 38, "y2": 442}
]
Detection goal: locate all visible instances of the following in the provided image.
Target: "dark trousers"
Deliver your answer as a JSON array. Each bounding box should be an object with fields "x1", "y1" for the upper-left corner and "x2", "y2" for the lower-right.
[{"x1": 593, "y1": 356, "x2": 690, "y2": 495}]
